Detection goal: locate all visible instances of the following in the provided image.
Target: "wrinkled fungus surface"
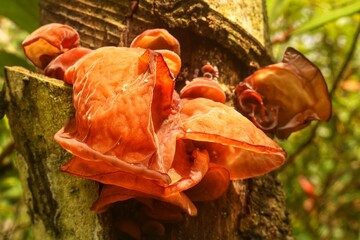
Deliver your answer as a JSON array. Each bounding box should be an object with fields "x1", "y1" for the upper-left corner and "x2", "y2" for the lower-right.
[
  {"x1": 23, "y1": 24, "x2": 287, "y2": 218},
  {"x1": 54, "y1": 46, "x2": 285, "y2": 216},
  {"x1": 236, "y1": 47, "x2": 332, "y2": 139}
]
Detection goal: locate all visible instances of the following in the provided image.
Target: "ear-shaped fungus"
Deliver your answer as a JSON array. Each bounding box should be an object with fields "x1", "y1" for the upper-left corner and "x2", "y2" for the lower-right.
[
  {"x1": 55, "y1": 47, "x2": 175, "y2": 185},
  {"x1": 180, "y1": 98, "x2": 286, "y2": 179},
  {"x1": 235, "y1": 47, "x2": 332, "y2": 139},
  {"x1": 54, "y1": 46, "x2": 285, "y2": 216},
  {"x1": 180, "y1": 77, "x2": 226, "y2": 103},
  {"x1": 44, "y1": 47, "x2": 92, "y2": 81},
  {"x1": 22, "y1": 23, "x2": 80, "y2": 69}
]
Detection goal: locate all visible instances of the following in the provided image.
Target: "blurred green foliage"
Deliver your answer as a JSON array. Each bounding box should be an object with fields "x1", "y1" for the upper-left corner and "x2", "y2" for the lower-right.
[
  {"x1": 0, "y1": 0, "x2": 39, "y2": 32},
  {"x1": 0, "y1": 0, "x2": 39, "y2": 239},
  {"x1": 0, "y1": 0, "x2": 359, "y2": 240},
  {"x1": 268, "y1": 0, "x2": 360, "y2": 239},
  {"x1": 0, "y1": 0, "x2": 37, "y2": 79}
]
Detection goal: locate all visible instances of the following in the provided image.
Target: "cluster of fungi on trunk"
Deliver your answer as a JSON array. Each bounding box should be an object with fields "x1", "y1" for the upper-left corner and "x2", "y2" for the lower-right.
[{"x1": 22, "y1": 23, "x2": 331, "y2": 239}]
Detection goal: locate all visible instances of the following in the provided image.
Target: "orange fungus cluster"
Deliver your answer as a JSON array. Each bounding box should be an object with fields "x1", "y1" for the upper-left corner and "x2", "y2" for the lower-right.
[{"x1": 25, "y1": 23, "x2": 333, "y2": 219}]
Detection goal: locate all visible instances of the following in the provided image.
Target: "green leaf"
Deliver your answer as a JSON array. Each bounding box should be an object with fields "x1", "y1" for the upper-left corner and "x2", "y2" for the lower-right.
[
  {"x1": 0, "y1": 50, "x2": 32, "y2": 78},
  {"x1": 267, "y1": 0, "x2": 293, "y2": 22},
  {"x1": 294, "y1": 1, "x2": 360, "y2": 34},
  {"x1": 0, "y1": 0, "x2": 39, "y2": 32}
]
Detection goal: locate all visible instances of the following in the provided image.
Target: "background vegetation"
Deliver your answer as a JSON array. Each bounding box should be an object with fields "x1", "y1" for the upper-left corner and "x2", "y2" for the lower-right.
[
  {"x1": 268, "y1": 1, "x2": 360, "y2": 239},
  {"x1": 0, "y1": 0, "x2": 359, "y2": 239}
]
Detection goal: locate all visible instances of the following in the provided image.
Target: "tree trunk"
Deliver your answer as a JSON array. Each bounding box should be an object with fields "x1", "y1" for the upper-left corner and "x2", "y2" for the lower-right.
[{"x1": 2, "y1": 0, "x2": 292, "y2": 239}]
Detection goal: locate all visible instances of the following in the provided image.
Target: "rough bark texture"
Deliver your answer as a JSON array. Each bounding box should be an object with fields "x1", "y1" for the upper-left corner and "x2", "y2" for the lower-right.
[
  {"x1": 2, "y1": 67, "x2": 111, "y2": 239},
  {"x1": 2, "y1": 0, "x2": 292, "y2": 239}
]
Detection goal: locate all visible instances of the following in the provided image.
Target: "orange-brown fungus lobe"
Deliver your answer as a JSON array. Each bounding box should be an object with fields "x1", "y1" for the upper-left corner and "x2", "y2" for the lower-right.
[
  {"x1": 155, "y1": 49, "x2": 181, "y2": 78},
  {"x1": 180, "y1": 77, "x2": 226, "y2": 103},
  {"x1": 44, "y1": 47, "x2": 92, "y2": 81},
  {"x1": 180, "y1": 98, "x2": 286, "y2": 179},
  {"x1": 130, "y1": 29, "x2": 181, "y2": 78},
  {"x1": 55, "y1": 47, "x2": 174, "y2": 184},
  {"x1": 130, "y1": 28, "x2": 180, "y2": 55},
  {"x1": 236, "y1": 47, "x2": 332, "y2": 139},
  {"x1": 22, "y1": 23, "x2": 80, "y2": 69},
  {"x1": 185, "y1": 163, "x2": 230, "y2": 202}
]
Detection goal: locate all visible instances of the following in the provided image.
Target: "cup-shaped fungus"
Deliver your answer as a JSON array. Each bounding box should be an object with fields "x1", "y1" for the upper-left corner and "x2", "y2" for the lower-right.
[
  {"x1": 180, "y1": 77, "x2": 226, "y2": 103},
  {"x1": 236, "y1": 47, "x2": 332, "y2": 139},
  {"x1": 44, "y1": 47, "x2": 92, "y2": 81},
  {"x1": 22, "y1": 23, "x2": 80, "y2": 69}
]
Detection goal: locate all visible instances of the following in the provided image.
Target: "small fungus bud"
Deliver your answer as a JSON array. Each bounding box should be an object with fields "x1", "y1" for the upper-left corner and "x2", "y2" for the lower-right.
[
  {"x1": 201, "y1": 63, "x2": 219, "y2": 79},
  {"x1": 180, "y1": 77, "x2": 226, "y2": 103},
  {"x1": 116, "y1": 220, "x2": 141, "y2": 240}
]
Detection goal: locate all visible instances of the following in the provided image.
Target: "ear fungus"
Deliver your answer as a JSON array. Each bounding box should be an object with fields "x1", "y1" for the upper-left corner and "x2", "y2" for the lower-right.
[
  {"x1": 22, "y1": 23, "x2": 80, "y2": 69},
  {"x1": 236, "y1": 47, "x2": 332, "y2": 139}
]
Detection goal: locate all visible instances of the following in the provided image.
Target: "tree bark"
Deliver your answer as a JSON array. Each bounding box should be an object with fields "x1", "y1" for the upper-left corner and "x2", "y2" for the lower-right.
[
  {"x1": 2, "y1": 0, "x2": 292, "y2": 239},
  {"x1": 2, "y1": 66, "x2": 111, "y2": 239}
]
